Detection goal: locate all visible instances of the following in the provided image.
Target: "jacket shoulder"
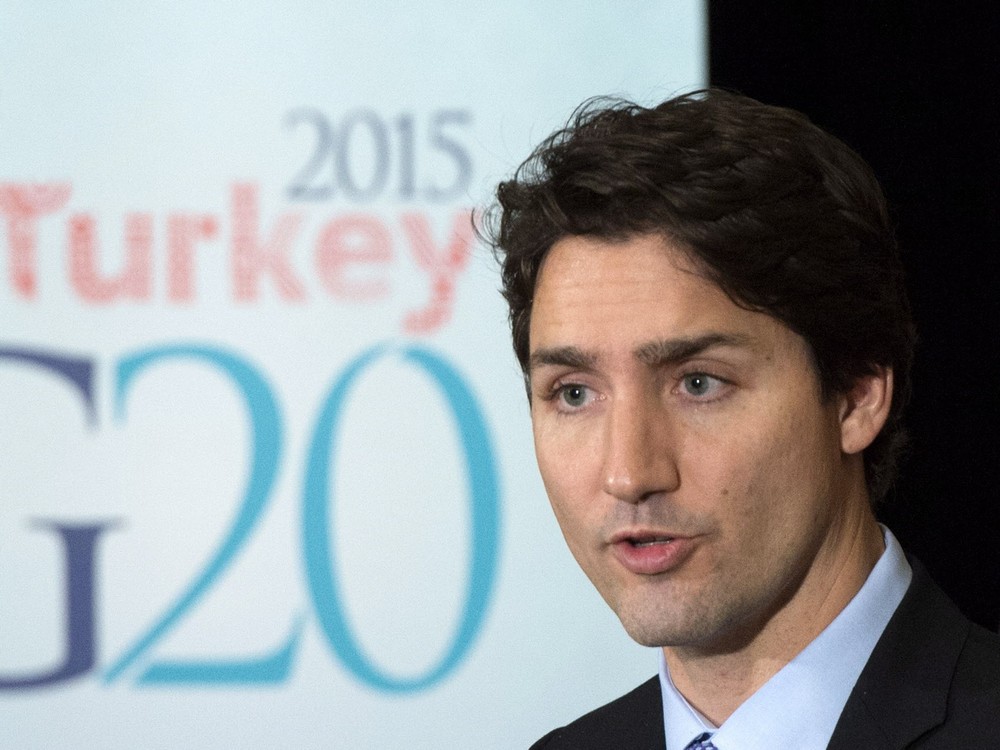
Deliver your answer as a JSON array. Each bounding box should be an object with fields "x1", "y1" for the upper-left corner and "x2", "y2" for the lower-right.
[
  {"x1": 936, "y1": 622, "x2": 1000, "y2": 738},
  {"x1": 530, "y1": 677, "x2": 663, "y2": 749},
  {"x1": 831, "y1": 558, "x2": 1000, "y2": 749},
  {"x1": 904, "y1": 623, "x2": 1000, "y2": 747}
]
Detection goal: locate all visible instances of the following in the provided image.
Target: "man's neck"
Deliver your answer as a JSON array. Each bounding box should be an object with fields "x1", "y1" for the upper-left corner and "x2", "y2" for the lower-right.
[{"x1": 663, "y1": 504, "x2": 885, "y2": 726}]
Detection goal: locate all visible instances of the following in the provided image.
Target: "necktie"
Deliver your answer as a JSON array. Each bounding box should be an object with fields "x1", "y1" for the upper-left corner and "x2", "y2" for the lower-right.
[{"x1": 684, "y1": 732, "x2": 718, "y2": 750}]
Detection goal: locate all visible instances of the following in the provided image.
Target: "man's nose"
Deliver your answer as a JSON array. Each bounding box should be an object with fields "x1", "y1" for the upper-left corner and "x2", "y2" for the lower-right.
[{"x1": 601, "y1": 394, "x2": 679, "y2": 503}]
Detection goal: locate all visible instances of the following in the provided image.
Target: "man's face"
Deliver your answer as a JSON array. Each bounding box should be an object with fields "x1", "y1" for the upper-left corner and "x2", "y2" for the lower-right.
[{"x1": 528, "y1": 234, "x2": 866, "y2": 653}]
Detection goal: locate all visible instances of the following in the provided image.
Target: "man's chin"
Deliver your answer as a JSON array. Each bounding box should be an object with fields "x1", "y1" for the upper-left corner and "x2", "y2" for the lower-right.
[
  {"x1": 616, "y1": 612, "x2": 688, "y2": 648},
  {"x1": 615, "y1": 602, "x2": 737, "y2": 652}
]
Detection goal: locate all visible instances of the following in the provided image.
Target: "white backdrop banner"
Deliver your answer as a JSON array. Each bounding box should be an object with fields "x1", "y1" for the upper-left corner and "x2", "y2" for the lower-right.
[{"x1": 1, "y1": 3, "x2": 705, "y2": 747}]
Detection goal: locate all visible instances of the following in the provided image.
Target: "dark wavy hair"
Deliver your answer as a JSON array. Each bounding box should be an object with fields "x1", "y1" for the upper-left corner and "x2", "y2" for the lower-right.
[{"x1": 482, "y1": 89, "x2": 915, "y2": 503}]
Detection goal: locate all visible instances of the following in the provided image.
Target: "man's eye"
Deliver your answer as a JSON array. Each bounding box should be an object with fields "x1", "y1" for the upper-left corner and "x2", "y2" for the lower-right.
[
  {"x1": 558, "y1": 384, "x2": 590, "y2": 408},
  {"x1": 680, "y1": 373, "x2": 722, "y2": 397}
]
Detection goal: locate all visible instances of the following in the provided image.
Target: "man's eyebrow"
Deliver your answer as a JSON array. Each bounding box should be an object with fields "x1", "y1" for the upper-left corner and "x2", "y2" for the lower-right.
[
  {"x1": 528, "y1": 346, "x2": 597, "y2": 373},
  {"x1": 634, "y1": 333, "x2": 753, "y2": 366},
  {"x1": 528, "y1": 334, "x2": 752, "y2": 374}
]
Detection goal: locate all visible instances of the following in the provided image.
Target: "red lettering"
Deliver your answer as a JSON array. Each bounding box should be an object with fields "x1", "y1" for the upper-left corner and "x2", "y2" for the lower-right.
[
  {"x1": 167, "y1": 214, "x2": 218, "y2": 302},
  {"x1": 314, "y1": 215, "x2": 392, "y2": 301},
  {"x1": 1, "y1": 179, "x2": 473, "y2": 332},
  {"x1": 401, "y1": 211, "x2": 472, "y2": 334},
  {"x1": 230, "y1": 183, "x2": 305, "y2": 302},
  {"x1": 68, "y1": 213, "x2": 153, "y2": 303},
  {"x1": 0, "y1": 182, "x2": 72, "y2": 298}
]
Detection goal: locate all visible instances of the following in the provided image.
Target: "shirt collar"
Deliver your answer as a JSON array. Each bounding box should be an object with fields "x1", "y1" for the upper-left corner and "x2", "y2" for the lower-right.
[{"x1": 659, "y1": 526, "x2": 912, "y2": 750}]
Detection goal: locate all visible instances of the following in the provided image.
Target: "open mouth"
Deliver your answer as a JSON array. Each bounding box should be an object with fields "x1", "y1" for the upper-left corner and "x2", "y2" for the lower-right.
[
  {"x1": 629, "y1": 536, "x2": 674, "y2": 548},
  {"x1": 612, "y1": 533, "x2": 693, "y2": 575}
]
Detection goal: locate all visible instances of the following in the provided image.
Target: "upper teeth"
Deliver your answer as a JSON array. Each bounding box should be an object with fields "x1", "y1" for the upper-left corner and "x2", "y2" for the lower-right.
[{"x1": 634, "y1": 538, "x2": 672, "y2": 547}]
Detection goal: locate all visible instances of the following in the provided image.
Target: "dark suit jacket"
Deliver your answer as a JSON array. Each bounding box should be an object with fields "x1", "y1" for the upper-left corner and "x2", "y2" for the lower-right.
[{"x1": 530, "y1": 561, "x2": 1000, "y2": 749}]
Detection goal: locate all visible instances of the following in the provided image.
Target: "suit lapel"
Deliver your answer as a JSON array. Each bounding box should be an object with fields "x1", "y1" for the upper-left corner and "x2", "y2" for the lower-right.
[
  {"x1": 827, "y1": 559, "x2": 970, "y2": 750},
  {"x1": 534, "y1": 676, "x2": 664, "y2": 749},
  {"x1": 586, "y1": 677, "x2": 665, "y2": 749}
]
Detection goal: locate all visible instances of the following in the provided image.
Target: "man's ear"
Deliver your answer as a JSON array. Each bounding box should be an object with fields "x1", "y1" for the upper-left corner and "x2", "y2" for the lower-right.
[{"x1": 839, "y1": 367, "x2": 893, "y2": 455}]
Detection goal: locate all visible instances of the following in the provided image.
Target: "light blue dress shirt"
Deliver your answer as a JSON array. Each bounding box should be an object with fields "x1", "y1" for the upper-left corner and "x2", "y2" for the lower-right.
[{"x1": 658, "y1": 526, "x2": 912, "y2": 750}]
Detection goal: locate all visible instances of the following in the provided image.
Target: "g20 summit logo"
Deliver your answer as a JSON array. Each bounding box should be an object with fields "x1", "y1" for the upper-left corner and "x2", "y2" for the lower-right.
[{"x1": 0, "y1": 108, "x2": 501, "y2": 694}]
